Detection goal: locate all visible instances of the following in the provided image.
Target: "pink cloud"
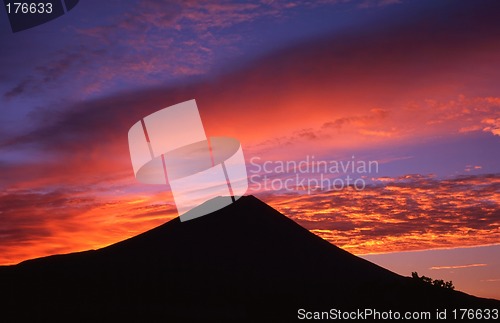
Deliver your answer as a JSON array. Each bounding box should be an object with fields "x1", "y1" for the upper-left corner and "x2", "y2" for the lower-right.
[{"x1": 430, "y1": 263, "x2": 487, "y2": 270}]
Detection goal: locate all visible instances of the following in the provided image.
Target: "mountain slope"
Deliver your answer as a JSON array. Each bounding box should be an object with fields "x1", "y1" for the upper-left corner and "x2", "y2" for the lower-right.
[{"x1": 0, "y1": 196, "x2": 497, "y2": 322}]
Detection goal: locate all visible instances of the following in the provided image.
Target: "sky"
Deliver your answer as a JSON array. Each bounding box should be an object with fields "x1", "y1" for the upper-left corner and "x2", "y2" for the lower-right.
[{"x1": 0, "y1": 0, "x2": 499, "y2": 299}]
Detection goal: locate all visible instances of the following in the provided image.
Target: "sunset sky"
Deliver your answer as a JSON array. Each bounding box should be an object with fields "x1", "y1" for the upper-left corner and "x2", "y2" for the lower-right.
[{"x1": 1, "y1": 0, "x2": 499, "y2": 299}]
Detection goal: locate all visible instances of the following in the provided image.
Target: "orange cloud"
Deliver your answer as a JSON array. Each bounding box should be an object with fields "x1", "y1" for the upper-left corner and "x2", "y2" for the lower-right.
[
  {"x1": 0, "y1": 187, "x2": 177, "y2": 265},
  {"x1": 260, "y1": 174, "x2": 500, "y2": 255},
  {"x1": 481, "y1": 118, "x2": 500, "y2": 136}
]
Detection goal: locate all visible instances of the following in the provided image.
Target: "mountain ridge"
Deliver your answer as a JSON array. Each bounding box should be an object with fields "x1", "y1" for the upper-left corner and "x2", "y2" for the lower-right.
[{"x1": 0, "y1": 195, "x2": 498, "y2": 322}]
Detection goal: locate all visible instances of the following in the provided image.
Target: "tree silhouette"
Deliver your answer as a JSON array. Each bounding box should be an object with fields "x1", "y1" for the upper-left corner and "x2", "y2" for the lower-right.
[{"x1": 411, "y1": 272, "x2": 454, "y2": 290}]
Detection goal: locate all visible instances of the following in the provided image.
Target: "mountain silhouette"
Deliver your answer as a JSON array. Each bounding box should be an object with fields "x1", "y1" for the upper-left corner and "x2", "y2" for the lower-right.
[{"x1": 0, "y1": 196, "x2": 498, "y2": 322}]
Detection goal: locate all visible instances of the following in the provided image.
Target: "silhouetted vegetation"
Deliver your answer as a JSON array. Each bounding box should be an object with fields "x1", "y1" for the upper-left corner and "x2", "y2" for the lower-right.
[{"x1": 412, "y1": 272, "x2": 454, "y2": 290}]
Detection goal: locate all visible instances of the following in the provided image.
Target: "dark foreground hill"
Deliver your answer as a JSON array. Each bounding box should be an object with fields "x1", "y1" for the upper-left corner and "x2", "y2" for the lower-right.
[{"x1": 0, "y1": 196, "x2": 498, "y2": 322}]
